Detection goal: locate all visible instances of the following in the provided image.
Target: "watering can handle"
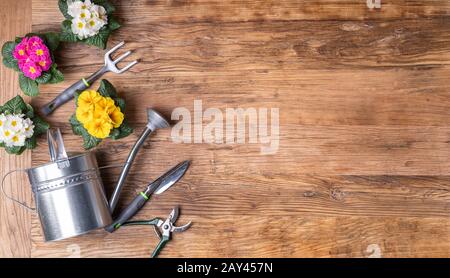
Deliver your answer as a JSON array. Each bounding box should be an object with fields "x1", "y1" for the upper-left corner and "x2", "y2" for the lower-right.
[
  {"x1": 1, "y1": 169, "x2": 36, "y2": 212},
  {"x1": 47, "y1": 129, "x2": 70, "y2": 169}
]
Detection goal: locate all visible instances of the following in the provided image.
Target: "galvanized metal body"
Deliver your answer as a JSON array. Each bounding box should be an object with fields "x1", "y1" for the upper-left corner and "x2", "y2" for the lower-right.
[{"x1": 27, "y1": 152, "x2": 112, "y2": 241}]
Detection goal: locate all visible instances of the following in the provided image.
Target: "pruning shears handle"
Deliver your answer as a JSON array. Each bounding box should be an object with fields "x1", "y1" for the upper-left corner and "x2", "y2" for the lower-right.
[
  {"x1": 151, "y1": 235, "x2": 170, "y2": 258},
  {"x1": 121, "y1": 218, "x2": 161, "y2": 226}
]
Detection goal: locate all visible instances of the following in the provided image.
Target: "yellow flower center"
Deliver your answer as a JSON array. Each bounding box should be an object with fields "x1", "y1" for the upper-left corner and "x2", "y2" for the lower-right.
[
  {"x1": 18, "y1": 49, "x2": 24, "y2": 55},
  {"x1": 0, "y1": 120, "x2": 3, "y2": 126},
  {"x1": 39, "y1": 60, "x2": 46, "y2": 67},
  {"x1": 80, "y1": 12, "x2": 86, "y2": 18},
  {"x1": 81, "y1": 4, "x2": 87, "y2": 9},
  {"x1": 29, "y1": 66, "x2": 36, "y2": 74},
  {"x1": 35, "y1": 49, "x2": 43, "y2": 56},
  {"x1": 78, "y1": 22, "x2": 84, "y2": 29},
  {"x1": 11, "y1": 120, "x2": 17, "y2": 127},
  {"x1": 4, "y1": 130, "x2": 10, "y2": 137},
  {"x1": 89, "y1": 20, "x2": 95, "y2": 27},
  {"x1": 12, "y1": 136, "x2": 19, "y2": 142}
]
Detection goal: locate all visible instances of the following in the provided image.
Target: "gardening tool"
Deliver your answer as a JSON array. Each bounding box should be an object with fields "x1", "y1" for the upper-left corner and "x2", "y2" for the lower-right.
[
  {"x1": 105, "y1": 160, "x2": 190, "y2": 232},
  {"x1": 3, "y1": 109, "x2": 187, "y2": 242},
  {"x1": 122, "y1": 206, "x2": 192, "y2": 258},
  {"x1": 40, "y1": 41, "x2": 138, "y2": 115},
  {"x1": 109, "y1": 108, "x2": 170, "y2": 213}
]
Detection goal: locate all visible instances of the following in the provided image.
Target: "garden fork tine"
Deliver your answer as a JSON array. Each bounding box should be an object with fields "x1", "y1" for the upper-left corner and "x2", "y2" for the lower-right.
[
  {"x1": 104, "y1": 41, "x2": 138, "y2": 73},
  {"x1": 40, "y1": 41, "x2": 138, "y2": 116}
]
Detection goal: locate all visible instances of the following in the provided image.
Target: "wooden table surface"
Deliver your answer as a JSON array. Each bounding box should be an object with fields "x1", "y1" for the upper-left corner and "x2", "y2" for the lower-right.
[{"x1": 1, "y1": 0, "x2": 450, "y2": 257}]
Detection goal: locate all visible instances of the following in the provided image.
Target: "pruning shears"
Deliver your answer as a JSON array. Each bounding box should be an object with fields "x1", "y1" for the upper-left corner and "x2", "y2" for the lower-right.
[{"x1": 122, "y1": 206, "x2": 192, "y2": 258}]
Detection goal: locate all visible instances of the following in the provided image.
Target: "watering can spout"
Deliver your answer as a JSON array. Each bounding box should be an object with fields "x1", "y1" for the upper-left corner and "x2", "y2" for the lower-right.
[{"x1": 108, "y1": 108, "x2": 170, "y2": 213}]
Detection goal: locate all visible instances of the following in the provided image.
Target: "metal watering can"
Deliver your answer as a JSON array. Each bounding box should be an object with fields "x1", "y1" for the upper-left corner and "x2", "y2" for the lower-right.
[{"x1": 9, "y1": 109, "x2": 175, "y2": 241}]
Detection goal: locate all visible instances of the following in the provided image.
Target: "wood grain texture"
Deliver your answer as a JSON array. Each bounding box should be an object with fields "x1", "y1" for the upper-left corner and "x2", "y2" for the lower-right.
[
  {"x1": 0, "y1": 0, "x2": 32, "y2": 258},
  {"x1": 0, "y1": 0, "x2": 445, "y2": 257},
  {"x1": 32, "y1": 0, "x2": 450, "y2": 26},
  {"x1": 30, "y1": 216, "x2": 450, "y2": 258}
]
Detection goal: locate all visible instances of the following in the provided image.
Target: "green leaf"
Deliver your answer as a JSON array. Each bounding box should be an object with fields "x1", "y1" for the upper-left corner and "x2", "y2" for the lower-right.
[
  {"x1": 19, "y1": 73, "x2": 39, "y2": 97},
  {"x1": 74, "y1": 91, "x2": 81, "y2": 106},
  {"x1": 2, "y1": 41, "x2": 19, "y2": 70},
  {"x1": 43, "y1": 32, "x2": 60, "y2": 52},
  {"x1": 24, "y1": 33, "x2": 39, "y2": 38},
  {"x1": 35, "y1": 71, "x2": 52, "y2": 84},
  {"x1": 2, "y1": 57, "x2": 19, "y2": 71},
  {"x1": 0, "y1": 141, "x2": 4, "y2": 148},
  {"x1": 25, "y1": 104, "x2": 34, "y2": 119},
  {"x1": 25, "y1": 137, "x2": 37, "y2": 150},
  {"x1": 2, "y1": 41, "x2": 16, "y2": 60},
  {"x1": 114, "y1": 120, "x2": 133, "y2": 140},
  {"x1": 69, "y1": 114, "x2": 84, "y2": 136},
  {"x1": 98, "y1": 79, "x2": 117, "y2": 97},
  {"x1": 69, "y1": 114, "x2": 101, "y2": 149},
  {"x1": 58, "y1": 0, "x2": 71, "y2": 19},
  {"x1": 32, "y1": 116, "x2": 50, "y2": 136},
  {"x1": 109, "y1": 128, "x2": 120, "y2": 139},
  {"x1": 85, "y1": 28, "x2": 110, "y2": 49},
  {"x1": 93, "y1": 0, "x2": 115, "y2": 14},
  {"x1": 5, "y1": 146, "x2": 26, "y2": 155},
  {"x1": 48, "y1": 65, "x2": 64, "y2": 84},
  {"x1": 81, "y1": 128, "x2": 101, "y2": 150},
  {"x1": 108, "y1": 16, "x2": 121, "y2": 31},
  {"x1": 60, "y1": 20, "x2": 79, "y2": 42},
  {"x1": 114, "y1": 97, "x2": 125, "y2": 112},
  {"x1": 3, "y1": 95, "x2": 27, "y2": 114}
]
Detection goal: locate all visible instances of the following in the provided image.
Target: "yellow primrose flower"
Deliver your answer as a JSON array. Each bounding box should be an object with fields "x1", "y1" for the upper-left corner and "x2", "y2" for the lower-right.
[
  {"x1": 85, "y1": 111, "x2": 113, "y2": 139},
  {"x1": 76, "y1": 105, "x2": 94, "y2": 124},
  {"x1": 78, "y1": 90, "x2": 102, "y2": 108},
  {"x1": 108, "y1": 106, "x2": 124, "y2": 128},
  {"x1": 95, "y1": 96, "x2": 116, "y2": 113}
]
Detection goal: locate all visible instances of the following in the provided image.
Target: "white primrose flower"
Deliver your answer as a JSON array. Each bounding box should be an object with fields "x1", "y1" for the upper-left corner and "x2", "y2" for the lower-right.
[
  {"x1": 6, "y1": 114, "x2": 24, "y2": 132},
  {"x1": 68, "y1": 0, "x2": 108, "y2": 39},
  {"x1": 23, "y1": 118, "x2": 34, "y2": 138},
  {"x1": 0, "y1": 114, "x2": 6, "y2": 129},
  {"x1": 71, "y1": 17, "x2": 92, "y2": 40},
  {"x1": 90, "y1": 4, "x2": 108, "y2": 25},
  {"x1": 10, "y1": 133, "x2": 26, "y2": 147},
  {"x1": 0, "y1": 113, "x2": 34, "y2": 148},
  {"x1": 1, "y1": 127, "x2": 14, "y2": 147},
  {"x1": 67, "y1": 0, "x2": 85, "y2": 18}
]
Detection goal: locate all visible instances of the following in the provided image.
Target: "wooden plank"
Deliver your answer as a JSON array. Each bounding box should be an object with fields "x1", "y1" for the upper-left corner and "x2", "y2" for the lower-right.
[
  {"x1": 0, "y1": 0, "x2": 32, "y2": 258},
  {"x1": 31, "y1": 216, "x2": 450, "y2": 257},
  {"x1": 30, "y1": 132, "x2": 450, "y2": 217},
  {"x1": 31, "y1": 124, "x2": 450, "y2": 176},
  {"x1": 32, "y1": 0, "x2": 450, "y2": 27},
  {"x1": 33, "y1": 19, "x2": 450, "y2": 70},
  {"x1": 33, "y1": 68, "x2": 450, "y2": 126},
  {"x1": 30, "y1": 18, "x2": 450, "y2": 126}
]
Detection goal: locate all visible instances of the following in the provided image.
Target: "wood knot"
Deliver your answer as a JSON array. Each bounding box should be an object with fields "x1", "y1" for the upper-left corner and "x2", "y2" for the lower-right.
[{"x1": 330, "y1": 187, "x2": 346, "y2": 201}]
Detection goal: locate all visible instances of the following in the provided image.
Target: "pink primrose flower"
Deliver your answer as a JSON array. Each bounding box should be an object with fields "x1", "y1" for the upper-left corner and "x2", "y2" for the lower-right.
[
  {"x1": 22, "y1": 60, "x2": 42, "y2": 80},
  {"x1": 13, "y1": 38, "x2": 29, "y2": 61}
]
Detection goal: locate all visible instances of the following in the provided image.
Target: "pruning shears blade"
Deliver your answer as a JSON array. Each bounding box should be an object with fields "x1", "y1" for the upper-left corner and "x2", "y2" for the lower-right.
[
  {"x1": 172, "y1": 221, "x2": 192, "y2": 233},
  {"x1": 169, "y1": 206, "x2": 180, "y2": 223}
]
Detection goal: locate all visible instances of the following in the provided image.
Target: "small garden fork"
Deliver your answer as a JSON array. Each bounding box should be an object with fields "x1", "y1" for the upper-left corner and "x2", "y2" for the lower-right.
[{"x1": 40, "y1": 41, "x2": 138, "y2": 115}]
